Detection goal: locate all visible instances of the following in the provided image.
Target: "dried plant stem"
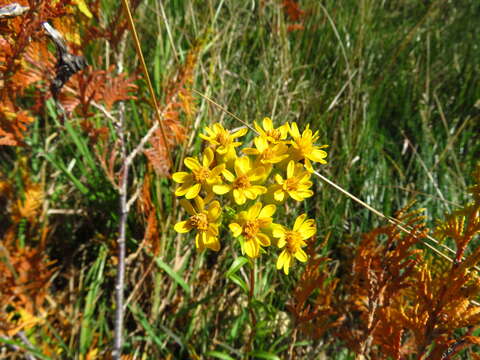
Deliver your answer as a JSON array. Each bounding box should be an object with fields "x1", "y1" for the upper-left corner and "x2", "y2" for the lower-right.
[
  {"x1": 112, "y1": 104, "x2": 128, "y2": 359},
  {"x1": 120, "y1": 0, "x2": 171, "y2": 167}
]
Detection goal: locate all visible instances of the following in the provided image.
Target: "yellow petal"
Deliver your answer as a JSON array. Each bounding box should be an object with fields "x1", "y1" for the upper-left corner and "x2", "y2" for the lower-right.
[
  {"x1": 233, "y1": 189, "x2": 246, "y2": 205},
  {"x1": 185, "y1": 184, "x2": 201, "y2": 199},
  {"x1": 229, "y1": 223, "x2": 242, "y2": 237},
  {"x1": 184, "y1": 157, "x2": 201, "y2": 171},
  {"x1": 222, "y1": 169, "x2": 235, "y2": 182},
  {"x1": 208, "y1": 201, "x2": 221, "y2": 220},
  {"x1": 274, "y1": 174, "x2": 284, "y2": 185},
  {"x1": 254, "y1": 136, "x2": 268, "y2": 152},
  {"x1": 235, "y1": 157, "x2": 250, "y2": 175},
  {"x1": 258, "y1": 204, "x2": 276, "y2": 218},
  {"x1": 195, "y1": 232, "x2": 206, "y2": 251},
  {"x1": 179, "y1": 199, "x2": 196, "y2": 215},
  {"x1": 247, "y1": 202, "x2": 263, "y2": 219},
  {"x1": 203, "y1": 147, "x2": 214, "y2": 167},
  {"x1": 277, "y1": 250, "x2": 291, "y2": 274},
  {"x1": 273, "y1": 189, "x2": 285, "y2": 202},
  {"x1": 175, "y1": 183, "x2": 191, "y2": 196},
  {"x1": 295, "y1": 249, "x2": 308, "y2": 262},
  {"x1": 262, "y1": 117, "x2": 273, "y2": 131},
  {"x1": 250, "y1": 185, "x2": 267, "y2": 197},
  {"x1": 172, "y1": 172, "x2": 190, "y2": 183},
  {"x1": 256, "y1": 233, "x2": 270, "y2": 247},
  {"x1": 193, "y1": 196, "x2": 205, "y2": 211},
  {"x1": 232, "y1": 127, "x2": 248, "y2": 138},
  {"x1": 213, "y1": 184, "x2": 232, "y2": 195},
  {"x1": 287, "y1": 160, "x2": 295, "y2": 178},
  {"x1": 308, "y1": 148, "x2": 328, "y2": 163},
  {"x1": 293, "y1": 214, "x2": 307, "y2": 231},
  {"x1": 244, "y1": 238, "x2": 259, "y2": 258},
  {"x1": 272, "y1": 224, "x2": 285, "y2": 239},
  {"x1": 289, "y1": 122, "x2": 300, "y2": 138},
  {"x1": 174, "y1": 220, "x2": 192, "y2": 233}
]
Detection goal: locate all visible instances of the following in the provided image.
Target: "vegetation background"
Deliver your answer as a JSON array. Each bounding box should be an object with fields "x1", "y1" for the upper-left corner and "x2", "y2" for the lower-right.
[{"x1": 1, "y1": 0, "x2": 479, "y2": 359}]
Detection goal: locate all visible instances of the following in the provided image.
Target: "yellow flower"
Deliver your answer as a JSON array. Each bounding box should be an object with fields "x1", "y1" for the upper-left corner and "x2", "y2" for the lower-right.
[
  {"x1": 243, "y1": 136, "x2": 289, "y2": 165},
  {"x1": 289, "y1": 122, "x2": 328, "y2": 172},
  {"x1": 254, "y1": 117, "x2": 288, "y2": 144},
  {"x1": 273, "y1": 160, "x2": 314, "y2": 202},
  {"x1": 200, "y1": 123, "x2": 247, "y2": 156},
  {"x1": 229, "y1": 202, "x2": 276, "y2": 258},
  {"x1": 213, "y1": 156, "x2": 267, "y2": 205},
  {"x1": 172, "y1": 148, "x2": 225, "y2": 199},
  {"x1": 273, "y1": 214, "x2": 316, "y2": 274},
  {"x1": 174, "y1": 197, "x2": 222, "y2": 251}
]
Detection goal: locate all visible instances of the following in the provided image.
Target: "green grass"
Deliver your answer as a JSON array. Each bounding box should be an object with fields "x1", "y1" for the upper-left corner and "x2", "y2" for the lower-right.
[{"x1": 1, "y1": 0, "x2": 480, "y2": 358}]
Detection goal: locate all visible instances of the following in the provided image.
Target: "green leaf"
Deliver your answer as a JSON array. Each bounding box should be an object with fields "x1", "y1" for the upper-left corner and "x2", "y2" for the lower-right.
[
  {"x1": 226, "y1": 256, "x2": 248, "y2": 278},
  {"x1": 248, "y1": 350, "x2": 281, "y2": 360},
  {"x1": 227, "y1": 273, "x2": 248, "y2": 293},
  {"x1": 155, "y1": 257, "x2": 191, "y2": 296},
  {"x1": 205, "y1": 351, "x2": 235, "y2": 360}
]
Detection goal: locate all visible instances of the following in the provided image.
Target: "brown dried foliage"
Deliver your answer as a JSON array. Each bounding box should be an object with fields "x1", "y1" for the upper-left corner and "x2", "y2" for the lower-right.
[
  {"x1": 144, "y1": 48, "x2": 198, "y2": 177},
  {"x1": 282, "y1": 0, "x2": 306, "y2": 32},
  {"x1": 0, "y1": 0, "x2": 72, "y2": 146},
  {"x1": 290, "y1": 165, "x2": 480, "y2": 359},
  {"x1": 0, "y1": 167, "x2": 56, "y2": 339}
]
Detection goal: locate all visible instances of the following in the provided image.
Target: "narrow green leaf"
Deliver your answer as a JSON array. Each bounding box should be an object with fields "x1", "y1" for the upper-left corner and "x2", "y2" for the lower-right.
[
  {"x1": 226, "y1": 256, "x2": 248, "y2": 278},
  {"x1": 205, "y1": 351, "x2": 235, "y2": 360},
  {"x1": 248, "y1": 351, "x2": 280, "y2": 360},
  {"x1": 155, "y1": 257, "x2": 191, "y2": 296},
  {"x1": 227, "y1": 273, "x2": 248, "y2": 293}
]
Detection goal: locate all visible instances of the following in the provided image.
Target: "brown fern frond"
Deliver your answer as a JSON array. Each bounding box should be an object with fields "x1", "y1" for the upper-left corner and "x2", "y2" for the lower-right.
[{"x1": 102, "y1": 66, "x2": 138, "y2": 110}]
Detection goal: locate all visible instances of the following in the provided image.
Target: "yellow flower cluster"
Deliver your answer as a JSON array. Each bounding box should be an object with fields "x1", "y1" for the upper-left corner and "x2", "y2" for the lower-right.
[{"x1": 172, "y1": 118, "x2": 328, "y2": 274}]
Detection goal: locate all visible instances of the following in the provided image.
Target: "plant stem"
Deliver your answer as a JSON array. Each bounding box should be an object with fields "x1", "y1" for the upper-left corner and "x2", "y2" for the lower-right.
[{"x1": 113, "y1": 104, "x2": 128, "y2": 359}]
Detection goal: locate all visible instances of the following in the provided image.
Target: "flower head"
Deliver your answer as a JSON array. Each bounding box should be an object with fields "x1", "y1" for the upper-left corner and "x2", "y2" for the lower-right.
[
  {"x1": 289, "y1": 122, "x2": 328, "y2": 172},
  {"x1": 254, "y1": 117, "x2": 288, "y2": 144},
  {"x1": 229, "y1": 202, "x2": 276, "y2": 258},
  {"x1": 172, "y1": 148, "x2": 225, "y2": 199},
  {"x1": 273, "y1": 214, "x2": 316, "y2": 274},
  {"x1": 174, "y1": 197, "x2": 222, "y2": 251},
  {"x1": 213, "y1": 156, "x2": 267, "y2": 205},
  {"x1": 200, "y1": 123, "x2": 247, "y2": 156},
  {"x1": 274, "y1": 160, "x2": 314, "y2": 202},
  {"x1": 243, "y1": 136, "x2": 289, "y2": 165}
]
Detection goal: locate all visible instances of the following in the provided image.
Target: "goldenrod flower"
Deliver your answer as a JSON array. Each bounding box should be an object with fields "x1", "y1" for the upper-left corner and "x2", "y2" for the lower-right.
[
  {"x1": 289, "y1": 122, "x2": 328, "y2": 172},
  {"x1": 273, "y1": 160, "x2": 313, "y2": 202},
  {"x1": 273, "y1": 214, "x2": 316, "y2": 274},
  {"x1": 172, "y1": 148, "x2": 225, "y2": 199},
  {"x1": 200, "y1": 123, "x2": 247, "y2": 156},
  {"x1": 229, "y1": 202, "x2": 276, "y2": 258},
  {"x1": 243, "y1": 136, "x2": 289, "y2": 165},
  {"x1": 254, "y1": 117, "x2": 288, "y2": 144},
  {"x1": 213, "y1": 156, "x2": 267, "y2": 205},
  {"x1": 174, "y1": 197, "x2": 222, "y2": 251}
]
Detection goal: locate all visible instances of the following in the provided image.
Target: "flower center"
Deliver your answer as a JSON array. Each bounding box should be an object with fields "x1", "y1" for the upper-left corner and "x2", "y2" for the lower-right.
[
  {"x1": 285, "y1": 230, "x2": 303, "y2": 254},
  {"x1": 215, "y1": 131, "x2": 230, "y2": 146},
  {"x1": 193, "y1": 167, "x2": 211, "y2": 183},
  {"x1": 297, "y1": 138, "x2": 312, "y2": 157},
  {"x1": 243, "y1": 220, "x2": 260, "y2": 239},
  {"x1": 284, "y1": 177, "x2": 300, "y2": 192},
  {"x1": 260, "y1": 147, "x2": 274, "y2": 161},
  {"x1": 188, "y1": 213, "x2": 208, "y2": 231},
  {"x1": 233, "y1": 175, "x2": 251, "y2": 189},
  {"x1": 266, "y1": 129, "x2": 281, "y2": 141}
]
